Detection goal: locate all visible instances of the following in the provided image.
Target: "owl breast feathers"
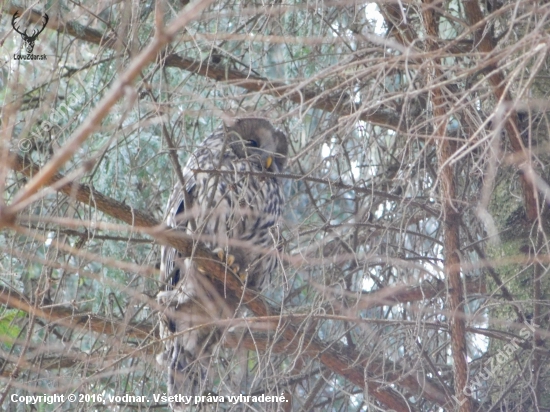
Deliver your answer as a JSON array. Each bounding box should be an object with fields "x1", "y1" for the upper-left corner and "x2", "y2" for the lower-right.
[{"x1": 157, "y1": 118, "x2": 288, "y2": 410}]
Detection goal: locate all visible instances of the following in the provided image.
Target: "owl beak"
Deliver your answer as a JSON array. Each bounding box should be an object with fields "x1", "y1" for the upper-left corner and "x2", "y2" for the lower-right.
[{"x1": 265, "y1": 156, "x2": 273, "y2": 170}]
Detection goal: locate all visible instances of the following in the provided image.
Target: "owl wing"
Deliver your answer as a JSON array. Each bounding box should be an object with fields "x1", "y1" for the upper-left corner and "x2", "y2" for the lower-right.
[
  {"x1": 161, "y1": 133, "x2": 224, "y2": 287},
  {"x1": 161, "y1": 158, "x2": 196, "y2": 289},
  {"x1": 158, "y1": 134, "x2": 228, "y2": 410}
]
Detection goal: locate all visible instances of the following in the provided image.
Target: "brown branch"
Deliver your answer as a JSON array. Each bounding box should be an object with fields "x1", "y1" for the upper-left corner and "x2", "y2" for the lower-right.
[
  {"x1": 377, "y1": 2, "x2": 418, "y2": 46},
  {"x1": 0, "y1": 343, "x2": 151, "y2": 378},
  {"x1": 462, "y1": 0, "x2": 545, "y2": 405},
  {"x1": 0, "y1": 285, "x2": 152, "y2": 341},
  {"x1": 191, "y1": 168, "x2": 440, "y2": 217},
  {"x1": 356, "y1": 277, "x2": 485, "y2": 310},
  {"x1": 3, "y1": 3, "x2": 402, "y2": 132},
  {"x1": 422, "y1": 1, "x2": 471, "y2": 410},
  {"x1": 9, "y1": 154, "x2": 159, "y2": 228},
  {"x1": 462, "y1": 0, "x2": 537, "y2": 222}
]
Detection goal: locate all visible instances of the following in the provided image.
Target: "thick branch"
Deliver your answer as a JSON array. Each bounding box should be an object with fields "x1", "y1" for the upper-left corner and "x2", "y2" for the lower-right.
[
  {"x1": 357, "y1": 277, "x2": 485, "y2": 310},
  {"x1": 462, "y1": 0, "x2": 537, "y2": 221},
  {"x1": 462, "y1": 0, "x2": 545, "y2": 404},
  {"x1": 10, "y1": 154, "x2": 159, "y2": 228},
  {"x1": 423, "y1": 1, "x2": 471, "y2": 410},
  {"x1": 0, "y1": 285, "x2": 151, "y2": 341}
]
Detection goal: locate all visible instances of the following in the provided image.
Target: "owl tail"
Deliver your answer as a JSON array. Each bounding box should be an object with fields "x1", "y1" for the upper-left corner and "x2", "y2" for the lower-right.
[
  {"x1": 160, "y1": 322, "x2": 221, "y2": 410},
  {"x1": 158, "y1": 280, "x2": 226, "y2": 409},
  {"x1": 167, "y1": 340, "x2": 203, "y2": 410}
]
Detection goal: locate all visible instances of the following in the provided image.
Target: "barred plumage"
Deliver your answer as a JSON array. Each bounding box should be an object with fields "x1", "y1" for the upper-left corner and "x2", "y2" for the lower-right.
[{"x1": 157, "y1": 118, "x2": 287, "y2": 410}]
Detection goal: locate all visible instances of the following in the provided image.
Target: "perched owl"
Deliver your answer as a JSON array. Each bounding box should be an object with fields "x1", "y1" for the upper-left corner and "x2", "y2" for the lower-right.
[{"x1": 157, "y1": 118, "x2": 288, "y2": 410}]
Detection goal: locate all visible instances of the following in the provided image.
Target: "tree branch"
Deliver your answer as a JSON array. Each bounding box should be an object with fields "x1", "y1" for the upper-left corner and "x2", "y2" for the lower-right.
[
  {"x1": 422, "y1": 1, "x2": 471, "y2": 410},
  {"x1": 0, "y1": 285, "x2": 152, "y2": 341}
]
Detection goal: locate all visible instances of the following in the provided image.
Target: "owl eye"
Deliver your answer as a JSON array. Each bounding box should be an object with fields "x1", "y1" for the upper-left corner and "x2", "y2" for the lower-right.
[{"x1": 247, "y1": 140, "x2": 259, "y2": 148}]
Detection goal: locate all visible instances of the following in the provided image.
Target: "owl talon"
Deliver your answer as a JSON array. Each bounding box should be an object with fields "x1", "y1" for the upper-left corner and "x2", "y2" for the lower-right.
[
  {"x1": 213, "y1": 247, "x2": 224, "y2": 261},
  {"x1": 226, "y1": 254, "x2": 235, "y2": 267},
  {"x1": 213, "y1": 248, "x2": 236, "y2": 268}
]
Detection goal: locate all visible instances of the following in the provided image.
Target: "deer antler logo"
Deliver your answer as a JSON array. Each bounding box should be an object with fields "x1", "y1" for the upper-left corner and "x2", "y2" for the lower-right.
[{"x1": 12, "y1": 11, "x2": 49, "y2": 54}]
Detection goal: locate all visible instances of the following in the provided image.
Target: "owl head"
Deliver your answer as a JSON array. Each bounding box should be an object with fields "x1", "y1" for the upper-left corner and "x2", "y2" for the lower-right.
[{"x1": 224, "y1": 118, "x2": 288, "y2": 173}]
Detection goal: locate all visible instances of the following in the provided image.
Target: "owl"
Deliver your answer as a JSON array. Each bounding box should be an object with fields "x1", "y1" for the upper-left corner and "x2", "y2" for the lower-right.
[{"x1": 157, "y1": 118, "x2": 288, "y2": 410}]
